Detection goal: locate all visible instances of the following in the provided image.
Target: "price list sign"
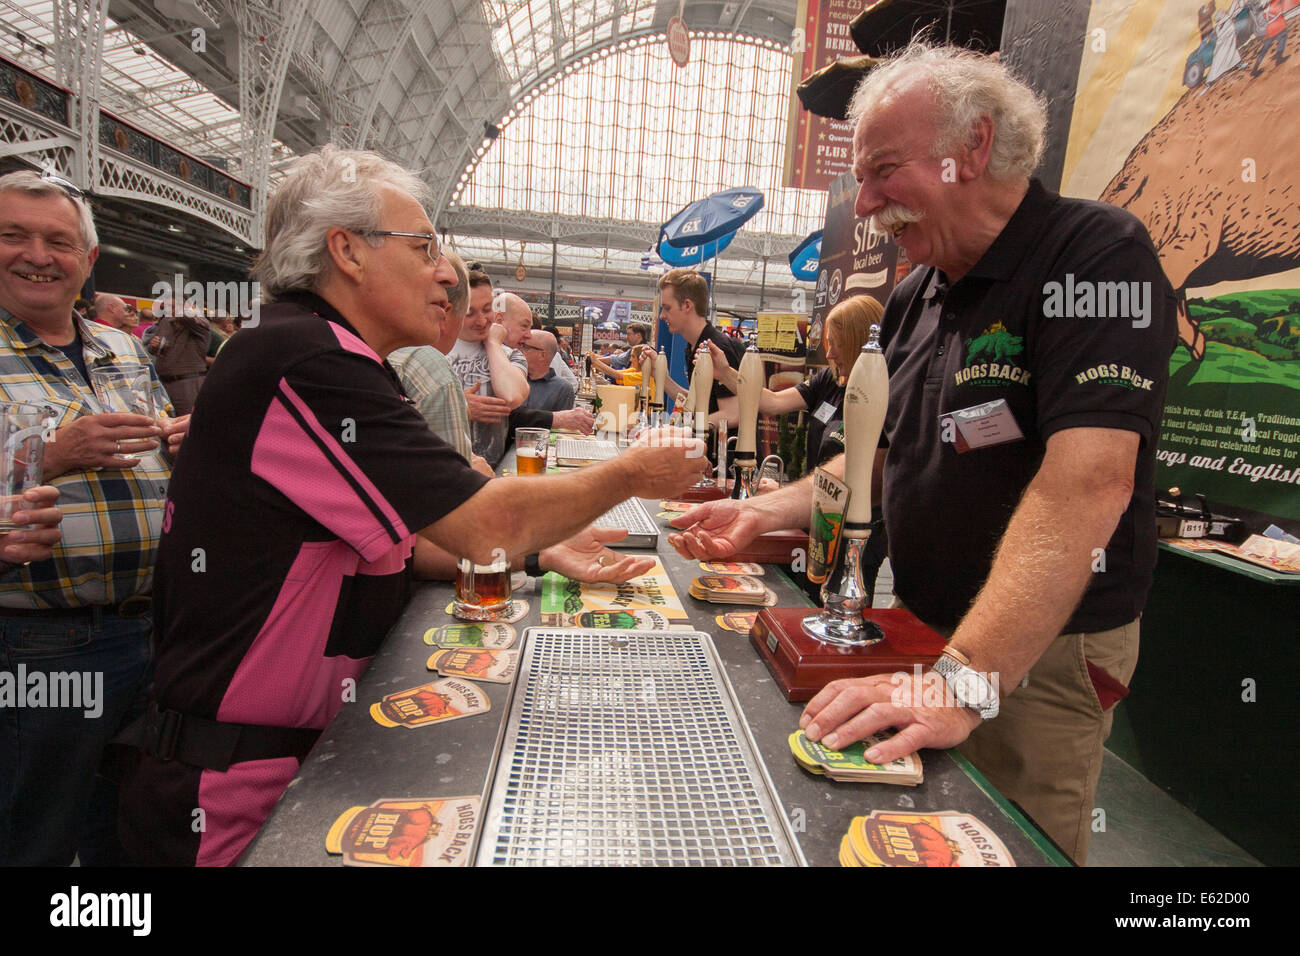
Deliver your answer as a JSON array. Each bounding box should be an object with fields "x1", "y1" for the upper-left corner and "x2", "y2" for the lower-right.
[{"x1": 783, "y1": 0, "x2": 862, "y2": 191}]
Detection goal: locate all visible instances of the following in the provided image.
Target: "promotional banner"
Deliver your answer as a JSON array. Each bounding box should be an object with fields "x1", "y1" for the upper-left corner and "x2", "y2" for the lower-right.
[
  {"x1": 1061, "y1": 0, "x2": 1300, "y2": 522},
  {"x1": 783, "y1": 0, "x2": 861, "y2": 191},
  {"x1": 810, "y1": 169, "x2": 900, "y2": 361}
]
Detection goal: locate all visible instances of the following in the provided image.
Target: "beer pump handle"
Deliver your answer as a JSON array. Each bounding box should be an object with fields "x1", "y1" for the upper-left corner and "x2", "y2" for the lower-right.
[
  {"x1": 653, "y1": 351, "x2": 668, "y2": 410},
  {"x1": 688, "y1": 344, "x2": 712, "y2": 436},
  {"x1": 735, "y1": 345, "x2": 762, "y2": 458},
  {"x1": 842, "y1": 324, "x2": 888, "y2": 529}
]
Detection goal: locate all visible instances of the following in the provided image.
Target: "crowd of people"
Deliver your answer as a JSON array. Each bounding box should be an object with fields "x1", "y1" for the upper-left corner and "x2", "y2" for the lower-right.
[{"x1": 0, "y1": 39, "x2": 1175, "y2": 868}]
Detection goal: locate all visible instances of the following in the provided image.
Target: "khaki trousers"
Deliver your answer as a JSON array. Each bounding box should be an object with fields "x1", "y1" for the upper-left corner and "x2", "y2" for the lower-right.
[{"x1": 895, "y1": 598, "x2": 1140, "y2": 865}]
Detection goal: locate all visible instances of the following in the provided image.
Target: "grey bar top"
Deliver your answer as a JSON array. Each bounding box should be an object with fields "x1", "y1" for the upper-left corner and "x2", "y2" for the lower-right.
[{"x1": 242, "y1": 496, "x2": 1066, "y2": 867}]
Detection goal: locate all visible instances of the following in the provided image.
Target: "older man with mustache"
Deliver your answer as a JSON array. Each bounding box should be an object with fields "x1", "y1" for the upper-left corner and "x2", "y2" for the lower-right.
[{"x1": 667, "y1": 42, "x2": 1177, "y2": 864}]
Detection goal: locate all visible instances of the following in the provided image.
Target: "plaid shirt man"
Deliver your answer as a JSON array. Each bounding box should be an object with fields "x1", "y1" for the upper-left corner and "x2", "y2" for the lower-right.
[
  {"x1": 389, "y1": 344, "x2": 474, "y2": 464},
  {"x1": 0, "y1": 307, "x2": 172, "y2": 609}
]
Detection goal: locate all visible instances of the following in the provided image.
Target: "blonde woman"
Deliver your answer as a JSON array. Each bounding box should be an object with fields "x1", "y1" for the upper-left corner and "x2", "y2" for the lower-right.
[{"x1": 708, "y1": 294, "x2": 884, "y2": 467}]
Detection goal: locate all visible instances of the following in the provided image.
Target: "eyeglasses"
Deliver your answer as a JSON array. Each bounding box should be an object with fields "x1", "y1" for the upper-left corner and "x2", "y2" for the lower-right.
[
  {"x1": 40, "y1": 172, "x2": 86, "y2": 201},
  {"x1": 358, "y1": 230, "x2": 441, "y2": 263},
  {"x1": 520, "y1": 343, "x2": 547, "y2": 354}
]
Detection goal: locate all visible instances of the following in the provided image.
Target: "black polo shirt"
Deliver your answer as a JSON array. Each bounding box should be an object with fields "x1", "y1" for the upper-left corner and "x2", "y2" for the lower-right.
[
  {"x1": 880, "y1": 180, "x2": 1177, "y2": 631},
  {"x1": 796, "y1": 365, "x2": 846, "y2": 467},
  {"x1": 685, "y1": 322, "x2": 746, "y2": 415}
]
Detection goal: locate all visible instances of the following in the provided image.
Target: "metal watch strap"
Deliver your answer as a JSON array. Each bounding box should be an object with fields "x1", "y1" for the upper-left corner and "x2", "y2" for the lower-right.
[{"x1": 933, "y1": 649, "x2": 999, "y2": 720}]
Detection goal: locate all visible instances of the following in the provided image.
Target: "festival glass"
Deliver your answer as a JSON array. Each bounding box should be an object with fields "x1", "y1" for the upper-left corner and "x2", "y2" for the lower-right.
[
  {"x1": 515, "y1": 427, "x2": 548, "y2": 475},
  {"x1": 453, "y1": 555, "x2": 513, "y2": 621},
  {"x1": 89, "y1": 367, "x2": 156, "y2": 460},
  {"x1": 0, "y1": 402, "x2": 49, "y2": 530}
]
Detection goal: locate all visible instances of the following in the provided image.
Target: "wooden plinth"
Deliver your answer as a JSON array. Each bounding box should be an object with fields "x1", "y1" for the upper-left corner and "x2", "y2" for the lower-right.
[{"x1": 750, "y1": 606, "x2": 947, "y2": 702}]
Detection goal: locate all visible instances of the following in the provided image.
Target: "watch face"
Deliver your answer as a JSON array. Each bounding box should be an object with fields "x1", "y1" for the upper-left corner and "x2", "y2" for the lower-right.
[{"x1": 955, "y1": 672, "x2": 989, "y2": 705}]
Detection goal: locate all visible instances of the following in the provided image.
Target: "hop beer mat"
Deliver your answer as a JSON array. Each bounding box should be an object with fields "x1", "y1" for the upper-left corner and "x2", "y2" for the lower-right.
[
  {"x1": 370, "y1": 678, "x2": 491, "y2": 729},
  {"x1": 539, "y1": 561, "x2": 688, "y2": 623},
  {"x1": 326, "y1": 796, "x2": 480, "y2": 867},
  {"x1": 788, "y1": 730, "x2": 923, "y2": 785},
  {"x1": 426, "y1": 647, "x2": 520, "y2": 684},
  {"x1": 715, "y1": 611, "x2": 759, "y2": 634},
  {"x1": 444, "y1": 599, "x2": 529, "y2": 623},
  {"x1": 839, "y1": 811, "x2": 1015, "y2": 867},
  {"x1": 698, "y1": 561, "x2": 764, "y2": 576},
  {"x1": 423, "y1": 622, "x2": 517, "y2": 649},
  {"x1": 688, "y1": 574, "x2": 777, "y2": 606}
]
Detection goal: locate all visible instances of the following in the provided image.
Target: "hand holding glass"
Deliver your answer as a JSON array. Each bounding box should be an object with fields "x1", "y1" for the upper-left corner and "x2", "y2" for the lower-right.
[{"x1": 90, "y1": 367, "x2": 157, "y2": 460}]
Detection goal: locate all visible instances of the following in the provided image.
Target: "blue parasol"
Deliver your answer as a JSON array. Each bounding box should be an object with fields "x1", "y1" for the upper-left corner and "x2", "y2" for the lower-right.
[
  {"x1": 789, "y1": 230, "x2": 823, "y2": 281},
  {"x1": 660, "y1": 186, "x2": 764, "y2": 248},
  {"x1": 657, "y1": 230, "x2": 736, "y2": 267}
]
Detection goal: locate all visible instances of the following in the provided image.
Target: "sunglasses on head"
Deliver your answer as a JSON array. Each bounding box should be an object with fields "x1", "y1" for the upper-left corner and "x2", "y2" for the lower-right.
[{"x1": 41, "y1": 171, "x2": 86, "y2": 200}]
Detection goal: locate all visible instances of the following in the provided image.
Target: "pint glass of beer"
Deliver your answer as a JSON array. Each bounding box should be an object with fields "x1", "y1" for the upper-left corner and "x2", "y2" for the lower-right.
[
  {"x1": 453, "y1": 555, "x2": 512, "y2": 621},
  {"x1": 515, "y1": 427, "x2": 548, "y2": 476}
]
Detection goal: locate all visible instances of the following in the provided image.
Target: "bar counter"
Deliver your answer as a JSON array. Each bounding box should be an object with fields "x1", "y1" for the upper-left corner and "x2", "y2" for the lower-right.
[{"x1": 243, "y1": 451, "x2": 1067, "y2": 867}]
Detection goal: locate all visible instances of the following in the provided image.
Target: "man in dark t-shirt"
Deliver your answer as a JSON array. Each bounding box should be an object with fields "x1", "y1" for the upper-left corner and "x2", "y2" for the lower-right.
[
  {"x1": 664, "y1": 45, "x2": 1176, "y2": 864},
  {"x1": 657, "y1": 268, "x2": 744, "y2": 424},
  {"x1": 118, "y1": 147, "x2": 707, "y2": 866}
]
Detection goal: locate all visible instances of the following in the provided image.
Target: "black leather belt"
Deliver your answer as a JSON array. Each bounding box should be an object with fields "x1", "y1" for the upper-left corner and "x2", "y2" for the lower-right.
[
  {"x1": 123, "y1": 703, "x2": 321, "y2": 772},
  {"x1": 0, "y1": 595, "x2": 152, "y2": 619},
  {"x1": 160, "y1": 371, "x2": 205, "y2": 384}
]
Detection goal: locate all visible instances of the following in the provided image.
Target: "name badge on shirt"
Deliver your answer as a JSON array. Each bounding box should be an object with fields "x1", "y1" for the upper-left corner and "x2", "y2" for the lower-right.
[
  {"x1": 813, "y1": 401, "x2": 837, "y2": 424},
  {"x1": 939, "y1": 399, "x2": 1024, "y2": 453}
]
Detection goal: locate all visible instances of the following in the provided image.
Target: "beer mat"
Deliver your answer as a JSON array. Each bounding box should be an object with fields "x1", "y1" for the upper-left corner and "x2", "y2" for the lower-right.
[
  {"x1": 541, "y1": 608, "x2": 674, "y2": 630},
  {"x1": 444, "y1": 599, "x2": 529, "y2": 623},
  {"x1": 426, "y1": 647, "x2": 520, "y2": 683},
  {"x1": 698, "y1": 560, "x2": 765, "y2": 576},
  {"x1": 369, "y1": 678, "x2": 491, "y2": 729},
  {"x1": 423, "y1": 622, "x2": 517, "y2": 649},
  {"x1": 688, "y1": 574, "x2": 777, "y2": 606},
  {"x1": 843, "y1": 811, "x2": 1015, "y2": 867},
  {"x1": 539, "y1": 561, "x2": 688, "y2": 622},
  {"x1": 787, "y1": 730, "x2": 923, "y2": 785},
  {"x1": 658, "y1": 499, "x2": 696, "y2": 514},
  {"x1": 325, "y1": 796, "x2": 480, "y2": 867},
  {"x1": 715, "y1": 611, "x2": 759, "y2": 633},
  {"x1": 839, "y1": 833, "x2": 861, "y2": 868}
]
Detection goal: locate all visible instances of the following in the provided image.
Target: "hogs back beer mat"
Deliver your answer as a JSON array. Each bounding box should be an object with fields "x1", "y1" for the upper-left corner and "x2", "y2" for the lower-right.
[
  {"x1": 325, "y1": 796, "x2": 480, "y2": 867},
  {"x1": 426, "y1": 647, "x2": 520, "y2": 684},
  {"x1": 539, "y1": 562, "x2": 687, "y2": 623},
  {"x1": 698, "y1": 560, "x2": 765, "y2": 575},
  {"x1": 842, "y1": 811, "x2": 1015, "y2": 867},
  {"x1": 423, "y1": 622, "x2": 517, "y2": 649},
  {"x1": 788, "y1": 730, "x2": 922, "y2": 785},
  {"x1": 370, "y1": 678, "x2": 491, "y2": 729},
  {"x1": 443, "y1": 599, "x2": 529, "y2": 623},
  {"x1": 715, "y1": 611, "x2": 759, "y2": 633},
  {"x1": 688, "y1": 574, "x2": 778, "y2": 606}
]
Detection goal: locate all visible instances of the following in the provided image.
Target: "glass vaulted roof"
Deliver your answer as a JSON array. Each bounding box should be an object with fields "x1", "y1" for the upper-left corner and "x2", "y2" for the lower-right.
[{"x1": 455, "y1": 31, "x2": 825, "y2": 248}]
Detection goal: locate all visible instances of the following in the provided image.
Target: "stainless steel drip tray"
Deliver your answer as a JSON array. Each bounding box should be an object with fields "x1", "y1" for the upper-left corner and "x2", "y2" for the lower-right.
[
  {"x1": 591, "y1": 497, "x2": 659, "y2": 549},
  {"x1": 476, "y1": 629, "x2": 805, "y2": 866}
]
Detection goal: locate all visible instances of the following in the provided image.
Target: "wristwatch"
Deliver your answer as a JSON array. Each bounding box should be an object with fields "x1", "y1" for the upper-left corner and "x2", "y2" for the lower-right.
[{"x1": 932, "y1": 646, "x2": 1000, "y2": 720}]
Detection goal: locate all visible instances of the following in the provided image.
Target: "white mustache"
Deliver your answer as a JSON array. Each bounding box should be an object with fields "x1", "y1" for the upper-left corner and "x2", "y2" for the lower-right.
[{"x1": 872, "y1": 202, "x2": 925, "y2": 234}]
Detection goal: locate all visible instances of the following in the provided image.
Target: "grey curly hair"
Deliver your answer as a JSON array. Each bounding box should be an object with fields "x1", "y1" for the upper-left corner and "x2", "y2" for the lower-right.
[
  {"x1": 848, "y1": 43, "x2": 1047, "y2": 181},
  {"x1": 0, "y1": 170, "x2": 98, "y2": 250},
  {"x1": 252, "y1": 144, "x2": 435, "y2": 300}
]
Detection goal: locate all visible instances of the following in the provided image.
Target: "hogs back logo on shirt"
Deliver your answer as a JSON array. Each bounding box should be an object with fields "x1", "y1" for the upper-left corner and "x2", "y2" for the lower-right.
[{"x1": 954, "y1": 322, "x2": 1031, "y2": 388}]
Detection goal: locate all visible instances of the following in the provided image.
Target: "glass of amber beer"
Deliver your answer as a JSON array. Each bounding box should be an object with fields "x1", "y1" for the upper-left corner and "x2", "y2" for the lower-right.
[
  {"x1": 515, "y1": 428, "x2": 548, "y2": 476},
  {"x1": 453, "y1": 555, "x2": 512, "y2": 621}
]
